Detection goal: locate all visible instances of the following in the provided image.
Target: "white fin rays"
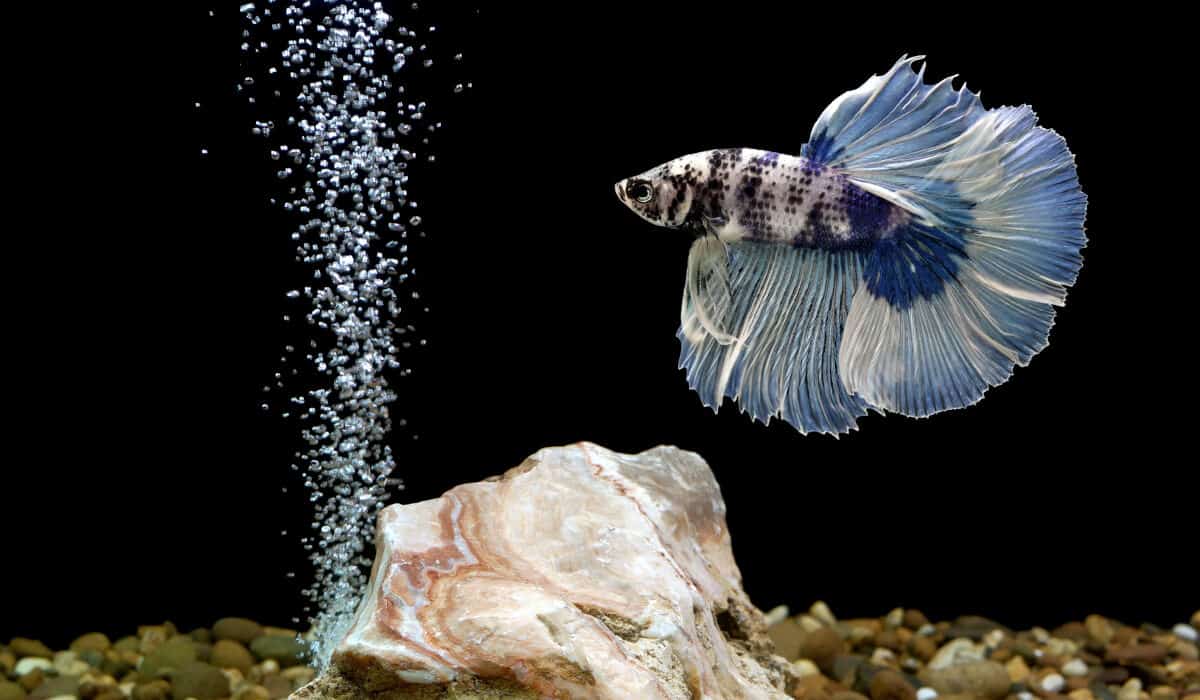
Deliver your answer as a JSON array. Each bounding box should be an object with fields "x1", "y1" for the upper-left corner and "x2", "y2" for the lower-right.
[
  {"x1": 677, "y1": 243, "x2": 869, "y2": 435},
  {"x1": 681, "y1": 237, "x2": 737, "y2": 346}
]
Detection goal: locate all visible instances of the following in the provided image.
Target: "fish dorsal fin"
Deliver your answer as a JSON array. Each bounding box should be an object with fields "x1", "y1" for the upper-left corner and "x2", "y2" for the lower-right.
[
  {"x1": 801, "y1": 56, "x2": 985, "y2": 229},
  {"x1": 681, "y1": 236, "x2": 736, "y2": 346}
]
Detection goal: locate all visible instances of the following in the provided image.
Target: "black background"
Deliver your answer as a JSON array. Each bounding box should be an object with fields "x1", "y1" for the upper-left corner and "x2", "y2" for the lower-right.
[{"x1": 3, "y1": 4, "x2": 1194, "y2": 647}]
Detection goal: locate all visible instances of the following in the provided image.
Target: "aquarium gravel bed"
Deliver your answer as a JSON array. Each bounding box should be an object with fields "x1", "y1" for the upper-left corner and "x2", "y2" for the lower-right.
[{"x1": 2, "y1": 605, "x2": 1197, "y2": 700}]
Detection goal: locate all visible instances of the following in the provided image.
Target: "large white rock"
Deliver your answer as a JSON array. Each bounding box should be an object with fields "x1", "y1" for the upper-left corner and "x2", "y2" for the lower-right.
[{"x1": 294, "y1": 442, "x2": 795, "y2": 699}]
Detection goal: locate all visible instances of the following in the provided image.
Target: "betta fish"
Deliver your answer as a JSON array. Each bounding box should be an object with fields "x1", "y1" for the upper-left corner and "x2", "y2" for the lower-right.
[{"x1": 615, "y1": 56, "x2": 1086, "y2": 435}]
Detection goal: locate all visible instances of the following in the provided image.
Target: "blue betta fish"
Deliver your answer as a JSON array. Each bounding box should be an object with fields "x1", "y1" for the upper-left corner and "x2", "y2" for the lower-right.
[{"x1": 614, "y1": 56, "x2": 1086, "y2": 435}]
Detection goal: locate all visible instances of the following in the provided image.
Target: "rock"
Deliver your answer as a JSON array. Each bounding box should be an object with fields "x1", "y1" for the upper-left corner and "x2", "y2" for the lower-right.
[
  {"x1": 53, "y1": 651, "x2": 90, "y2": 677},
  {"x1": 1176, "y1": 627, "x2": 1199, "y2": 643},
  {"x1": 210, "y1": 640, "x2": 255, "y2": 673},
  {"x1": 0, "y1": 681, "x2": 27, "y2": 700},
  {"x1": 112, "y1": 638, "x2": 140, "y2": 654},
  {"x1": 799, "y1": 627, "x2": 847, "y2": 674},
  {"x1": 1054, "y1": 624, "x2": 1090, "y2": 644},
  {"x1": 171, "y1": 661, "x2": 229, "y2": 700},
  {"x1": 812, "y1": 602, "x2": 839, "y2": 627},
  {"x1": 131, "y1": 680, "x2": 171, "y2": 700},
  {"x1": 248, "y1": 637, "x2": 306, "y2": 668},
  {"x1": 70, "y1": 635, "x2": 112, "y2": 655},
  {"x1": 1108, "y1": 644, "x2": 1169, "y2": 666},
  {"x1": 233, "y1": 685, "x2": 271, "y2": 700},
  {"x1": 1175, "y1": 641, "x2": 1200, "y2": 662},
  {"x1": 920, "y1": 661, "x2": 1012, "y2": 700},
  {"x1": 793, "y1": 660, "x2": 821, "y2": 678},
  {"x1": 28, "y1": 677, "x2": 80, "y2": 700},
  {"x1": 794, "y1": 675, "x2": 837, "y2": 700},
  {"x1": 293, "y1": 443, "x2": 797, "y2": 700},
  {"x1": 8, "y1": 639, "x2": 53, "y2": 660},
  {"x1": 139, "y1": 636, "x2": 196, "y2": 679},
  {"x1": 1070, "y1": 690, "x2": 1096, "y2": 700},
  {"x1": 917, "y1": 689, "x2": 938, "y2": 700},
  {"x1": 1007, "y1": 657, "x2": 1032, "y2": 683},
  {"x1": 948, "y1": 618, "x2": 1011, "y2": 642},
  {"x1": 929, "y1": 639, "x2": 987, "y2": 671},
  {"x1": 1086, "y1": 617, "x2": 1116, "y2": 646},
  {"x1": 1152, "y1": 687, "x2": 1179, "y2": 700},
  {"x1": 0, "y1": 650, "x2": 14, "y2": 675},
  {"x1": 871, "y1": 669, "x2": 918, "y2": 700},
  {"x1": 1062, "y1": 660, "x2": 1089, "y2": 677},
  {"x1": 14, "y1": 658, "x2": 53, "y2": 676},
  {"x1": 1192, "y1": 612, "x2": 1200, "y2": 630},
  {"x1": 1118, "y1": 679, "x2": 1143, "y2": 700},
  {"x1": 212, "y1": 619, "x2": 264, "y2": 645},
  {"x1": 280, "y1": 667, "x2": 317, "y2": 688},
  {"x1": 768, "y1": 618, "x2": 806, "y2": 661},
  {"x1": 906, "y1": 612, "x2": 932, "y2": 631},
  {"x1": 77, "y1": 650, "x2": 104, "y2": 669},
  {"x1": 1040, "y1": 673, "x2": 1067, "y2": 694},
  {"x1": 886, "y1": 610, "x2": 906, "y2": 629},
  {"x1": 260, "y1": 675, "x2": 291, "y2": 700},
  {"x1": 911, "y1": 637, "x2": 939, "y2": 662}
]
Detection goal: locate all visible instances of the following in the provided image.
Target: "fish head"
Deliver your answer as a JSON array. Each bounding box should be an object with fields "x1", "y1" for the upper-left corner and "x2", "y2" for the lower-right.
[{"x1": 614, "y1": 154, "x2": 701, "y2": 229}]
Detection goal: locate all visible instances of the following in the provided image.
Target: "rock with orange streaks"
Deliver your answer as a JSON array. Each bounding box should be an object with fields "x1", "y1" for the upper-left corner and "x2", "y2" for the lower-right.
[{"x1": 293, "y1": 442, "x2": 795, "y2": 700}]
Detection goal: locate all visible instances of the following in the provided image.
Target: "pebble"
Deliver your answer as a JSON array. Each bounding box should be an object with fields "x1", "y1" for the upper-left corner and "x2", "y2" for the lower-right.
[
  {"x1": 886, "y1": 609, "x2": 906, "y2": 629},
  {"x1": 795, "y1": 627, "x2": 845, "y2": 674},
  {"x1": 911, "y1": 637, "x2": 938, "y2": 662},
  {"x1": 1008, "y1": 656, "x2": 1032, "y2": 682},
  {"x1": 8, "y1": 640, "x2": 53, "y2": 660},
  {"x1": 1119, "y1": 679, "x2": 1143, "y2": 700},
  {"x1": 1070, "y1": 690, "x2": 1097, "y2": 700},
  {"x1": 1176, "y1": 627, "x2": 1199, "y2": 643},
  {"x1": 17, "y1": 672, "x2": 42, "y2": 694},
  {"x1": 905, "y1": 611, "x2": 931, "y2": 630},
  {"x1": 281, "y1": 666, "x2": 316, "y2": 686},
  {"x1": 870, "y1": 669, "x2": 917, "y2": 700},
  {"x1": 213, "y1": 619, "x2": 264, "y2": 645},
  {"x1": 210, "y1": 640, "x2": 256, "y2": 674},
  {"x1": 769, "y1": 618, "x2": 806, "y2": 661},
  {"x1": 811, "y1": 602, "x2": 838, "y2": 627},
  {"x1": 1152, "y1": 688, "x2": 1179, "y2": 700},
  {"x1": 1108, "y1": 644, "x2": 1169, "y2": 665},
  {"x1": 794, "y1": 660, "x2": 822, "y2": 678},
  {"x1": 69, "y1": 634, "x2": 111, "y2": 654},
  {"x1": 929, "y1": 639, "x2": 986, "y2": 671},
  {"x1": 764, "y1": 605, "x2": 790, "y2": 626},
  {"x1": 172, "y1": 661, "x2": 230, "y2": 700},
  {"x1": 131, "y1": 680, "x2": 170, "y2": 700},
  {"x1": 1192, "y1": 613, "x2": 1200, "y2": 630},
  {"x1": 233, "y1": 685, "x2": 271, "y2": 700},
  {"x1": 0, "y1": 651, "x2": 15, "y2": 674},
  {"x1": 27, "y1": 677, "x2": 78, "y2": 700},
  {"x1": 1063, "y1": 659, "x2": 1090, "y2": 677},
  {"x1": 920, "y1": 661, "x2": 1012, "y2": 700},
  {"x1": 52, "y1": 651, "x2": 90, "y2": 677},
  {"x1": 248, "y1": 636, "x2": 308, "y2": 668},
  {"x1": 1042, "y1": 673, "x2": 1067, "y2": 693},
  {"x1": 0, "y1": 681, "x2": 26, "y2": 700},
  {"x1": 1087, "y1": 616, "x2": 1117, "y2": 646},
  {"x1": 138, "y1": 636, "x2": 196, "y2": 679},
  {"x1": 13, "y1": 658, "x2": 52, "y2": 676},
  {"x1": 260, "y1": 675, "x2": 291, "y2": 700},
  {"x1": 917, "y1": 689, "x2": 938, "y2": 700}
]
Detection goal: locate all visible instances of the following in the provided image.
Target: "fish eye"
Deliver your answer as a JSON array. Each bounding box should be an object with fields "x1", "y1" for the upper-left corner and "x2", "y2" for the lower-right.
[{"x1": 629, "y1": 181, "x2": 654, "y2": 203}]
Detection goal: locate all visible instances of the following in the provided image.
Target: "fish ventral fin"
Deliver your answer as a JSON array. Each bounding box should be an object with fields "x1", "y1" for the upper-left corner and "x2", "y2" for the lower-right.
[
  {"x1": 681, "y1": 236, "x2": 736, "y2": 346},
  {"x1": 677, "y1": 243, "x2": 869, "y2": 435},
  {"x1": 810, "y1": 61, "x2": 1087, "y2": 417}
]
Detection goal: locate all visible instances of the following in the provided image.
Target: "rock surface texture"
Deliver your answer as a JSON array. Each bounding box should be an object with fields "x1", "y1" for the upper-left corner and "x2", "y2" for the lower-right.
[{"x1": 293, "y1": 442, "x2": 795, "y2": 699}]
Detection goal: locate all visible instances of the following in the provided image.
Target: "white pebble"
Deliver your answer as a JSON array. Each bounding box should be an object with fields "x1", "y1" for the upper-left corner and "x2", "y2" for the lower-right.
[
  {"x1": 1040, "y1": 673, "x2": 1065, "y2": 693},
  {"x1": 809, "y1": 600, "x2": 837, "y2": 626},
  {"x1": 917, "y1": 688, "x2": 938, "y2": 700},
  {"x1": 14, "y1": 657, "x2": 53, "y2": 675},
  {"x1": 1174, "y1": 623, "x2": 1198, "y2": 641},
  {"x1": 792, "y1": 659, "x2": 820, "y2": 678},
  {"x1": 1018, "y1": 693, "x2": 1035, "y2": 700},
  {"x1": 1062, "y1": 658, "x2": 1088, "y2": 676},
  {"x1": 763, "y1": 605, "x2": 789, "y2": 626}
]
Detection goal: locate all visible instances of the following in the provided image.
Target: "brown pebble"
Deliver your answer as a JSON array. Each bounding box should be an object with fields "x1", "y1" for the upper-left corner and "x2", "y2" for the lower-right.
[
  {"x1": 1150, "y1": 687, "x2": 1178, "y2": 700},
  {"x1": 7, "y1": 639, "x2": 52, "y2": 660},
  {"x1": 877, "y1": 630, "x2": 903, "y2": 653},
  {"x1": 131, "y1": 680, "x2": 171, "y2": 700},
  {"x1": 1108, "y1": 644, "x2": 1169, "y2": 666},
  {"x1": 1054, "y1": 624, "x2": 1090, "y2": 643},
  {"x1": 212, "y1": 618, "x2": 264, "y2": 645},
  {"x1": 70, "y1": 633, "x2": 112, "y2": 654},
  {"x1": 29, "y1": 677, "x2": 80, "y2": 700},
  {"x1": 261, "y1": 675, "x2": 292, "y2": 700},
  {"x1": 904, "y1": 611, "x2": 930, "y2": 630},
  {"x1": 0, "y1": 680, "x2": 27, "y2": 700},
  {"x1": 232, "y1": 685, "x2": 271, "y2": 700},
  {"x1": 870, "y1": 669, "x2": 917, "y2": 700},
  {"x1": 910, "y1": 637, "x2": 937, "y2": 663},
  {"x1": 992, "y1": 649, "x2": 1013, "y2": 663},
  {"x1": 794, "y1": 675, "x2": 836, "y2": 700},
  {"x1": 0, "y1": 651, "x2": 15, "y2": 675},
  {"x1": 1095, "y1": 668, "x2": 1131, "y2": 684},
  {"x1": 93, "y1": 692, "x2": 125, "y2": 700},
  {"x1": 1192, "y1": 612, "x2": 1200, "y2": 630},
  {"x1": 921, "y1": 661, "x2": 1012, "y2": 700},
  {"x1": 210, "y1": 640, "x2": 256, "y2": 674},
  {"x1": 1067, "y1": 677, "x2": 1091, "y2": 691},
  {"x1": 1087, "y1": 617, "x2": 1116, "y2": 646},
  {"x1": 1007, "y1": 656, "x2": 1031, "y2": 683},
  {"x1": 1070, "y1": 691, "x2": 1096, "y2": 700},
  {"x1": 768, "y1": 618, "x2": 805, "y2": 661},
  {"x1": 798, "y1": 627, "x2": 847, "y2": 675},
  {"x1": 17, "y1": 671, "x2": 43, "y2": 693}
]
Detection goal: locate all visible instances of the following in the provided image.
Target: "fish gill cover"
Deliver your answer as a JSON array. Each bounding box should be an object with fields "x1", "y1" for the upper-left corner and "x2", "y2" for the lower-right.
[{"x1": 237, "y1": 1, "x2": 467, "y2": 668}]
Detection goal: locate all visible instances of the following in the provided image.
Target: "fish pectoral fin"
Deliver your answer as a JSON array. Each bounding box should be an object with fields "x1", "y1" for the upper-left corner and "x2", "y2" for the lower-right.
[{"x1": 681, "y1": 236, "x2": 736, "y2": 346}]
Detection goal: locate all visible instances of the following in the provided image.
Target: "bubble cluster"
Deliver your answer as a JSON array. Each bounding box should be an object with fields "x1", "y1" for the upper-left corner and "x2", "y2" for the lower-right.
[{"x1": 239, "y1": 0, "x2": 452, "y2": 668}]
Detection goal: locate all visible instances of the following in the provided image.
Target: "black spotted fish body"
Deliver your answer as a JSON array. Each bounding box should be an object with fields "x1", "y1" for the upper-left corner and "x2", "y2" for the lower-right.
[{"x1": 614, "y1": 56, "x2": 1086, "y2": 435}]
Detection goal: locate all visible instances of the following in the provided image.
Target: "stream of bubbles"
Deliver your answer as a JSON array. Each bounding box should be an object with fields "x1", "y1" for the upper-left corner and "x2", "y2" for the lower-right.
[{"x1": 239, "y1": 0, "x2": 458, "y2": 668}]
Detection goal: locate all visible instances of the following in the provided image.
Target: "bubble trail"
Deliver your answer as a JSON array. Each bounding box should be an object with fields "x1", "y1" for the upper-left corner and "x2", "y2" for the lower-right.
[{"x1": 240, "y1": 0, "x2": 453, "y2": 669}]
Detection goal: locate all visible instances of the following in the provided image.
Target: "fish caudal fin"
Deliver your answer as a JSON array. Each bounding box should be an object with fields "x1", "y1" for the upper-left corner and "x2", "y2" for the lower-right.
[
  {"x1": 678, "y1": 244, "x2": 869, "y2": 435},
  {"x1": 812, "y1": 63, "x2": 1087, "y2": 417}
]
